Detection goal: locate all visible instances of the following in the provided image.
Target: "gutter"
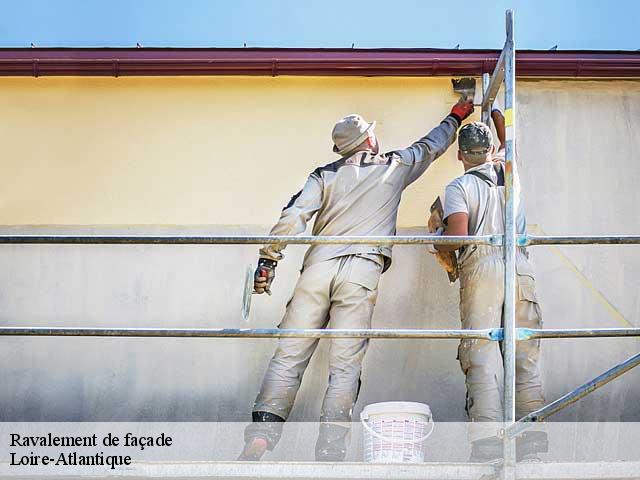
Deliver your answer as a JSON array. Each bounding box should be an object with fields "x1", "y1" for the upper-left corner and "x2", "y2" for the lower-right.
[{"x1": 0, "y1": 48, "x2": 639, "y2": 78}]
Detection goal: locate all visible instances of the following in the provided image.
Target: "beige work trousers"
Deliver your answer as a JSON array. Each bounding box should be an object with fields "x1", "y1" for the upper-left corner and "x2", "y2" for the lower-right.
[
  {"x1": 458, "y1": 249, "x2": 545, "y2": 440},
  {"x1": 253, "y1": 255, "x2": 382, "y2": 425}
]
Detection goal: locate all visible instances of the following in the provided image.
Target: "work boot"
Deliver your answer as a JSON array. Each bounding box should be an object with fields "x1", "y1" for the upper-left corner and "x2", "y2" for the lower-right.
[
  {"x1": 315, "y1": 424, "x2": 350, "y2": 462},
  {"x1": 516, "y1": 431, "x2": 548, "y2": 462},
  {"x1": 469, "y1": 436, "x2": 503, "y2": 463},
  {"x1": 237, "y1": 437, "x2": 268, "y2": 461},
  {"x1": 239, "y1": 411, "x2": 286, "y2": 461}
]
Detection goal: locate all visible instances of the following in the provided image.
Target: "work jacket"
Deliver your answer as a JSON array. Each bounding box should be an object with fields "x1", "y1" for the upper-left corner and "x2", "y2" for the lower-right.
[{"x1": 260, "y1": 114, "x2": 460, "y2": 272}]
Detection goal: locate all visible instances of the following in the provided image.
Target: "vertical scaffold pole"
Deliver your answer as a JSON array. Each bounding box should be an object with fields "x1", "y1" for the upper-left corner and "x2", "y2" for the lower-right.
[
  {"x1": 482, "y1": 72, "x2": 491, "y2": 124},
  {"x1": 502, "y1": 8, "x2": 517, "y2": 480},
  {"x1": 480, "y1": 73, "x2": 491, "y2": 126},
  {"x1": 503, "y1": 7, "x2": 517, "y2": 427}
]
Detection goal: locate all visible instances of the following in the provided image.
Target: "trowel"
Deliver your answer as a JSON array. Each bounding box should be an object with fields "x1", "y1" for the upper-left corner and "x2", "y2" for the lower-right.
[
  {"x1": 241, "y1": 264, "x2": 255, "y2": 321},
  {"x1": 241, "y1": 264, "x2": 271, "y2": 321},
  {"x1": 451, "y1": 77, "x2": 482, "y2": 105}
]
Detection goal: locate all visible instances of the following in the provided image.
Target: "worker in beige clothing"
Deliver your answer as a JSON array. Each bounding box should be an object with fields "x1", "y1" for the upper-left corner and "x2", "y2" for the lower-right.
[
  {"x1": 436, "y1": 109, "x2": 547, "y2": 461},
  {"x1": 239, "y1": 98, "x2": 474, "y2": 461}
]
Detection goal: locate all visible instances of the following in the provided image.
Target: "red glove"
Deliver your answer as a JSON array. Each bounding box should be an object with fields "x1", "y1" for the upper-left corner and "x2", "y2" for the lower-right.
[{"x1": 450, "y1": 99, "x2": 474, "y2": 124}]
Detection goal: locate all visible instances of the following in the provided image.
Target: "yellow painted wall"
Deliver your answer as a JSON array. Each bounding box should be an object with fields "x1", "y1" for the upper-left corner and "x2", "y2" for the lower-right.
[{"x1": 0, "y1": 76, "x2": 467, "y2": 227}]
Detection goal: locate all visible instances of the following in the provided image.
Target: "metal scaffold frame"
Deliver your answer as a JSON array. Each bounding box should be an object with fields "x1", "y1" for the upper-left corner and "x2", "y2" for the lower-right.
[
  {"x1": 1, "y1": 9, "x2": 639, "y2": 478},
  {"x1": 499, "y1": 9, "x2": 519, "y2": 477}
]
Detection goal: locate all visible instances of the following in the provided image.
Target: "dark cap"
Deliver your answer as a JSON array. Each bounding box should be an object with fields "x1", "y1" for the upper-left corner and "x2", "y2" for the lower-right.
[{"x1": 458, "y1": 122, "x2": 493, "y2": 154}]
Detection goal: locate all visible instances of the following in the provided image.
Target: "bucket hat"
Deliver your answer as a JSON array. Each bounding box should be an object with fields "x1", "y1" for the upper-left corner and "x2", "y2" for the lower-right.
[{"x1": 332, "y1": 114, "x2": 376, "y2": 155}]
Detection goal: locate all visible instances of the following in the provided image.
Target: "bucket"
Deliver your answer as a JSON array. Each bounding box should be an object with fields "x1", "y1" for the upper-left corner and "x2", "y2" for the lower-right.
[{"x1": 360, "y1": 401, "x2": 434, "y2": 463}]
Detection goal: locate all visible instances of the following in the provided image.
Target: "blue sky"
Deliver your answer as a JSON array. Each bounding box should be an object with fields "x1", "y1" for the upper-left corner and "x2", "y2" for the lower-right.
[{"x1": 1, "y1": 0, "x2": 638, "y2": 50}]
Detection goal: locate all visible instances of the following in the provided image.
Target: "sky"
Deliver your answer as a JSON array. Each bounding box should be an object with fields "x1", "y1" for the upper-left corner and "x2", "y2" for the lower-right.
[{"x1": 1, "y1": 0, "x2": 638, "y2": 50}]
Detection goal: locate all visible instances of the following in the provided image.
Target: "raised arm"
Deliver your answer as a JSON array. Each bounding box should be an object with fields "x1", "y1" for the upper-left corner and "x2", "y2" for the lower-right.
[
  {"x1": 491, "y1": 108, "x2": 506, "y2": 151},
  {"x1": 394, "y1": 99, "x2": 474, "y2": 186}
]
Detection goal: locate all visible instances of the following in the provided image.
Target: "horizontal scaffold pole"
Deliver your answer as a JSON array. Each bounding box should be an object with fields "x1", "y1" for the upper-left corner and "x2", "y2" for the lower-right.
[
  {"x1": 0, "y1": 235, "x2": 498, "y2": 246},
  {"x1": 522, "y1": 235, "x2": 640, "y2": 246},
  {"x1": 3, "y1": 327, "x2": 640, "y2": 340},
  {"x1": 0, "y1": 327, "x2": 501, "y2": 339},
  {"x1": 518, "y1": 327, "x2": 640, "y2": 340},
  {"x1": 0, "y1": 234, "x2": 639, "y2": 246}
]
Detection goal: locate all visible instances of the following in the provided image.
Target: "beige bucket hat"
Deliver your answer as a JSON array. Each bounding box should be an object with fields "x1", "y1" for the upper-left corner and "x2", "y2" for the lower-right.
[{"x1": 332, "y1": 114, "x2": 376, "y2": 155}]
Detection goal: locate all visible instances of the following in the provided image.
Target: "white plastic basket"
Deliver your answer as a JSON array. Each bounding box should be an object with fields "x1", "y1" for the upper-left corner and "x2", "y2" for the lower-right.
[{"x1": 360, "y1": 401, "x2": 434, "y2": 463}]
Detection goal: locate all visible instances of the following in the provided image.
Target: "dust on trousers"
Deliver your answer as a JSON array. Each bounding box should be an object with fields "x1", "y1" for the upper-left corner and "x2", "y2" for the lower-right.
[
  {"x1": 458, "y1": 249, "x2": 545, "y2": 441},
  {"x1": 245, "y1": 255, "x2": 383, "y2": 449}
]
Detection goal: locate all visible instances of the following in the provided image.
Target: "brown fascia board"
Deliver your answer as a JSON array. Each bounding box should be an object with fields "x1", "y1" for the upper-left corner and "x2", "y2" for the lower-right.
[{"x1": 0, "y1": 48, "x2": 638, "y2": 78}]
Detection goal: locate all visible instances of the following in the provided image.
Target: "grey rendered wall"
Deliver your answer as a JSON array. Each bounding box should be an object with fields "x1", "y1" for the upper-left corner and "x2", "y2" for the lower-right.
[{"x1": 0, "y1": 80, "x2": 639, "y2": 423}]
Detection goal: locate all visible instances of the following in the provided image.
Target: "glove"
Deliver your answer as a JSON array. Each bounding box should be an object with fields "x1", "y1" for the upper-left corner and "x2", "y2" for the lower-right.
[
  {"x1": 449, "y1": 98, "x2": 474, "y2": 124},
  {"x1": 254, "y1": 258, "x2": 277, "y2": 295},
  {"x1": 427, "y1": 227, "x2": 444, "y2": 254}
]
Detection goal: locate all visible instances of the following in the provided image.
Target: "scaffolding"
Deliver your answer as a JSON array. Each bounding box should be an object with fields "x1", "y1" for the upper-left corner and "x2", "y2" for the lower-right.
[{"x1": 1, "y1": 9, "x2": 639, "y2": 480}]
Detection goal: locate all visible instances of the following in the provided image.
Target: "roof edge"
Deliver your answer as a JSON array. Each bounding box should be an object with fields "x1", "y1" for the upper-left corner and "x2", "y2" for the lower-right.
[{"x1": 0, "y1": 48, "x2": 638, "y2": 78}]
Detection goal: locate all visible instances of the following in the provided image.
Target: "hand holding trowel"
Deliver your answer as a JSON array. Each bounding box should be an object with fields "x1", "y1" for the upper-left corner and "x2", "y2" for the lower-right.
[
  {"x1": 451, "y1": 77, "x2": 481, "y2": 105},
  {"x1": 241, "y1": 259, "x2": 277, "y2": 320}
]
